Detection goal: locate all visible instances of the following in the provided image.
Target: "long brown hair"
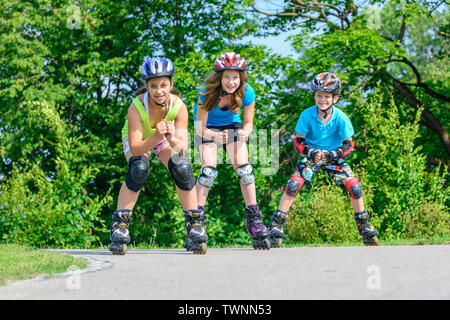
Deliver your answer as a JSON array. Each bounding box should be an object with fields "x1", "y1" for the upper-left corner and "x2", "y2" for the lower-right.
[
  {"x1": 198, "y1": 70, "x2": 248, "y2": 114},
  {"x1": 134, "y1": 77, "x2": 182, "y2": 98}
]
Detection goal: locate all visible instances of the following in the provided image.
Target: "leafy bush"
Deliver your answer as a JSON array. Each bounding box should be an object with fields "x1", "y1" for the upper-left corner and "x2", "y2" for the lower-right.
[
  {"x1": 285, "y1": 168, "x2": 379, "y2": 244},
  {"x1": 357, "y1": 91, "x2": 449, "y2": 239},
  {"x1": 0, "y1": 101, "x2": 111, "y2": 247}
]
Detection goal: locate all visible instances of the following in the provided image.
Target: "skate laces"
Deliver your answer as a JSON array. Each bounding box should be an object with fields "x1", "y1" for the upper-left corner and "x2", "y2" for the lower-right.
[
  {"x1": 112, "y1": 222, "x2": 129, "y2": 235},
  {"x1": 114, "y1": 209, "x2": 132, "y2": 223},
  {"x1": 186, "y1": 210, "x2": 206, "y2": 234},
  {"x1": 272, "y1": 210, "x2": 287, "y2": 226},
  {"x1": 247, "y1": 206, "x2": 267, "y2": 230},
  {"x1": 354, "y1": 211, "x2": 375, "y2": 235}
]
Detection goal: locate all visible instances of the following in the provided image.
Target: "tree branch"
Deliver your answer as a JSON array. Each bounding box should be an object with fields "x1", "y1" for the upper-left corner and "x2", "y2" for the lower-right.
[
  {"x1": 389, "y1": 58, "x2": 450, "y2": 102},
  {"x1": 251, "y1": 1, "x2": 353, "y2": 27},
  {"x1": 385, "y1": 72, "x2": 450, "y2": 155}
]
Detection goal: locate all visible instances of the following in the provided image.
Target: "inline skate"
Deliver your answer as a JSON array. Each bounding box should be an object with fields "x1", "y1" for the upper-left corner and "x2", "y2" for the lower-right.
[
  {"x1": 245, "y1": 205, "x2": 270, "y2": 250},
  {"x1": 355, "y1": 211, "x2": 379, "y2": 246},
  {"x1": 268, "y1": 209, "x2": 288, "y2": 248},
  {"x1": 183, "y1": 208, "x2": 208, "y2": 254},
  {"x1": 109, "y1": 209, "x2": 132, "y2": 255}
]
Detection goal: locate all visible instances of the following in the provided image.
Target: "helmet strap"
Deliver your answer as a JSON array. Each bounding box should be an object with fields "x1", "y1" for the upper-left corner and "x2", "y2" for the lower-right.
[
  {"x1": 319, "y1": 105, "x2": 333, "y2": 118},
  {"x1": 148, "y1": 93, "x2": 169, "y2": 108}
]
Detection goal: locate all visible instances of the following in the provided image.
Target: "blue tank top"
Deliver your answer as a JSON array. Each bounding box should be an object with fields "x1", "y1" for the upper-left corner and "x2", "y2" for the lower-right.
[{"x1": 193, "y1": 83, "x2": 256, "y2": 126}]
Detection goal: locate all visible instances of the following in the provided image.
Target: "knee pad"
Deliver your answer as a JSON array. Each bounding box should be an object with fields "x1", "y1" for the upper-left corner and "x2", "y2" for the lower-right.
[
  {"x1": 125, "y1": 155, "x2": 149, "y2": 192},
  {"x1": 168, "y1": 154, "x2": 195, "y2": 191},
  {"x1": 284, "y1": 174, "x2": 305, "y2": 197},
  {"x1": 235, "y1": 163, "x2": 255, "y2": 185},
  {"x1": 197, "y1": 166, "x2": 218, "y2": 188},
  {"x1": 345, "y1": 177, "x2": 362, "y2": 199}
]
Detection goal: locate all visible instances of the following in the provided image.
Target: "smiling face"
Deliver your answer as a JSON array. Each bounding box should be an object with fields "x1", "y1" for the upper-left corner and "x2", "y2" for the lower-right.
[
  {"x1": 146, "y1": 76, "x2": 172, "y2": 105},
  {"x1": 221, "y1": 70, "x2": 241, "y2": 93},
  {"x1": 314, "y1": 90, "x2": 339, "y2": 110}
]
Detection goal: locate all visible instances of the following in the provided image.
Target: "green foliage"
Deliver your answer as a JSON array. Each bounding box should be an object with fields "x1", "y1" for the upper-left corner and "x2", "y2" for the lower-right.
[
  {"x1": 284, "y1": 164, "x2": 379, "y2": 244},
  {"x1": 0, "y1": 100, "x2": 111, "y2": 247},
  {"x1": 357, "y1": 90, "x2": 449, "y2": 239}
]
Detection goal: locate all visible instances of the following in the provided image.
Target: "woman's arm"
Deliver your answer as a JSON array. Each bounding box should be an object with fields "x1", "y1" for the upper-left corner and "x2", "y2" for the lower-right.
[
  {"x1": 128, "y1": 103, "x2": 166, "y2": 155},
  {"x1": 166, "y1": 99, "x2": 189, "y2": 154},
  {"x1": 196, "y1": 99, "x2": 227, "y2": 143},
  {"x1": 238, "y1": 101, "x2": 255, "y2": 142}
]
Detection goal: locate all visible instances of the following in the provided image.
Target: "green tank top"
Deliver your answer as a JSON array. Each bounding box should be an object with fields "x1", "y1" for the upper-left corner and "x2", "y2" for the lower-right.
[{"x1": 121, "y1": 95, "x2": 182, "y2": 140}]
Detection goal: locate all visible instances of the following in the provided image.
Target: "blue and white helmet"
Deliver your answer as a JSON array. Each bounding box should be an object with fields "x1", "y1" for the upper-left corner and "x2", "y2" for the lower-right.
[{"x1": 140, "y1": 57, "x2": 175, "y2": 80}]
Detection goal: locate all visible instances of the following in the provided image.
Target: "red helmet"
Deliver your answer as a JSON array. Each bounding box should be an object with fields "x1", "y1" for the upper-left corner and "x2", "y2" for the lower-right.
[
  {"x1": 214, "y1": 52, "x2": 247, "y2": 72},
  {"x1": 311, "y1": 72, "x2": 342, "y2": 95}
]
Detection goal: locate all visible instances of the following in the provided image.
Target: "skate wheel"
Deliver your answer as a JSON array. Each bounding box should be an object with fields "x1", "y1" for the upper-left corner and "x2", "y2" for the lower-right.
[
  {"x1": 364, "y1": 236, "x2": 379, "y2": 246},
  {"x1": 263, "y1": 238, "x2": 271, "y2": 250},
  {"x1": 121, "y1": 243, "x2": 127, "y2": 255},
  {"x1": 193, "y1": 243, "x2": 207, "y2": 254},
  {"x1": 109, "y1": 243, "x2": 127, "y2": 255},
  {"x1": 200, "y1": 242, "x2": 207, "y2": 254},
  {"x1": 269, "y1": 237, "x2": 282, "y2": 248}
]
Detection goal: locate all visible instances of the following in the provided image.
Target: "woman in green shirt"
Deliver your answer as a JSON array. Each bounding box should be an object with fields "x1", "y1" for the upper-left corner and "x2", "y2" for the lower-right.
[{"x1": 109, "y1": 58, "x2": 207, "y2": 255}]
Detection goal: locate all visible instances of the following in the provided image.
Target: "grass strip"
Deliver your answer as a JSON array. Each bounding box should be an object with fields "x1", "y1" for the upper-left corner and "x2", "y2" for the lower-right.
[{"x1": 0, "y1": 244, "x2": 88, "y2": 286}]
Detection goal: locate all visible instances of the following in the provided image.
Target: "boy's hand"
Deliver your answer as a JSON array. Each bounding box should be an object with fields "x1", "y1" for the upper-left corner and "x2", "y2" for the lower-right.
[
  {"x1": 314, "y1": 150, "x2": 322, "y2": 163},
  {"x1": 321, "y1": 150, "x2": 329, "y2": 163},
  {"x1": 322, "y1": 149, "x2": 343, "y2": 163},
  {"x1": 307, "y1": 149, "x2": 322, "y2": 163}
]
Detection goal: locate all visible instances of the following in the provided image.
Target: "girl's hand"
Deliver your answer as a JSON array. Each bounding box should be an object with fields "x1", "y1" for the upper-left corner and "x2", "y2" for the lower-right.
[
  {"x1": 155, "y1": 121, "x2": 168, "y2": 139},
  {"x1": 216, "y1": 129, "x2": 228, "y2": 144},
  {"x1": 165, "y1": 120, "x2": 175, "y2": 141},
  {"x1": 237, "y1": 129, "x2": 250, "y2": 143}
]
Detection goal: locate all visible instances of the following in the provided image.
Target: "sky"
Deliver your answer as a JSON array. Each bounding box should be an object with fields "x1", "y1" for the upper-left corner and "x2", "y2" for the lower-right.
[{"x1": 240, "y1": 0, "x2": 299, "y2": 57}]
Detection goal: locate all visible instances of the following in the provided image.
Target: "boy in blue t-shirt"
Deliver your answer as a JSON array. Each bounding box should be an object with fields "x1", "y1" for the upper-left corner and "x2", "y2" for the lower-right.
[{"x1": 268, "y1": 72, "x2": 378, "y2": 247}]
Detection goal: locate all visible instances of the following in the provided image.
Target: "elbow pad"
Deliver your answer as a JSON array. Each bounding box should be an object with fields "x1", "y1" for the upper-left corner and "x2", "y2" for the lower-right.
[
  {"x1": 293, "y1": 137, "x2": 310, "y2": 155},
  {"x1": 341, "y1": 140, "x2": 355, "y2": 158}
]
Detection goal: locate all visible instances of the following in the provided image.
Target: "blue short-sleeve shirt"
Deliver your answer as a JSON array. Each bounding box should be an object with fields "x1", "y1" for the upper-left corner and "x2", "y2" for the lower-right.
[
  {"x1": 294, "y1": 105, "x2": 354, "y2": 151},
  {"x1": 194, "y1": 83, "x2": 255, "y2": 126}
]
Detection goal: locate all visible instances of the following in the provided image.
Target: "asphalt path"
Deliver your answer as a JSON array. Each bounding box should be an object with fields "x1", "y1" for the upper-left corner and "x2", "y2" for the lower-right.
[{"x1": 1, "y1": 245, "x2": 449, "y2": 300}]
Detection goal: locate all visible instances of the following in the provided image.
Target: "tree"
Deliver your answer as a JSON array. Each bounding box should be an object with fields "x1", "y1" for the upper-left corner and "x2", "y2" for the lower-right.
[{"x1": 251, "y1": 0, "x2": 449, "y2": 162}]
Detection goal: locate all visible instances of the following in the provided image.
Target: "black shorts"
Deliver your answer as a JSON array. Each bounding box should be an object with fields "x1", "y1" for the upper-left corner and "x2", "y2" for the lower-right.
[{"x1": 194, "y1": 122, "x2": 244, "y2": 150}]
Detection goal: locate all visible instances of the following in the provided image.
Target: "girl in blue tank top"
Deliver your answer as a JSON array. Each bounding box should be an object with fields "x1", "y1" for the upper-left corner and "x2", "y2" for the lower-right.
[{"x1": 194, "y1": 52, "x2": 271, "y2": 250}]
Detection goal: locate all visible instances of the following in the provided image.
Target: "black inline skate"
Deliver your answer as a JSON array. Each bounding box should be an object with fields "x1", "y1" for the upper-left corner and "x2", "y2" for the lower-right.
[
  {"x1": 268, "y1": 209, "x2": 288, "y2": 248},
  {"x1": 245, "y1": 205, "x2": 270, "y2": 250},
  {"x1": 109, "y1": 209, "x2": 132, "y2": 255},
  {"x1": 183, "y1": 208, "x2": 208, "y2": 254},
  {"x1": 354, "y1": 211, "x2": 379, "y2": 246}
]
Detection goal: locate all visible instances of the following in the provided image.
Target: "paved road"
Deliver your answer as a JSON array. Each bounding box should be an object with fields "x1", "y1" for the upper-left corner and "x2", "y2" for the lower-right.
[{"x1": 1, "y1": 245, "x2": 449, "y2": 300}]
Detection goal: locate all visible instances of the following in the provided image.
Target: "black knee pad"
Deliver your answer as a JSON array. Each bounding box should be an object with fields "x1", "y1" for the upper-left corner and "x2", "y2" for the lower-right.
[
  {"x1": 168, "y1": 154, "x2": 195, "y2": 190},
  {"x1": 125, "y1": 155, "x2": 149, "y2": 192},
  {"x1": 284, "y1": 174, "x2": 305, "y2": 197},
  {"x1": 235, "y1": 163, "x2": 255, "y2": 185},
  {"x1": 345, "y1": 177, "x2": 362, "y2": 199},
  {"x1": 197, "y1": 166, "x2": 218, "y2": 188}
]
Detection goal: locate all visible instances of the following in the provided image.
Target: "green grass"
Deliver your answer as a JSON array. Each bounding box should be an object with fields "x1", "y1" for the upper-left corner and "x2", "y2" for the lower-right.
[{"x1": 0, "y1": 244, "x2": 88, "y2": 287}]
